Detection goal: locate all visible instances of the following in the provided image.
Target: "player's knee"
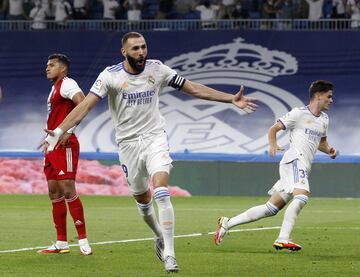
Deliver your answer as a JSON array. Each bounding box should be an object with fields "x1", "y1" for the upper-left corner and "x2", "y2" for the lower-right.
[
  {"x1": 279, "y1": 192, "x2": 292, "y2": 204},
  {"x1": 63, "y1": 191, "x2": 76, "y2": 200},
  {"x1": 265, "y1": 201, "x2": 279, "y2": 216},
  {"x1": 48, "y1": 191, "x2": 60, "y2": 200},
  {"x1": 152, "y1": 170, "x2": 170, "y2": 188},
  {"x1": 48, "y1": 188, "x2": 62, "y2": 200},
  {"x1": 134, "y1": 189, "x2": 152, "y2": 204}
]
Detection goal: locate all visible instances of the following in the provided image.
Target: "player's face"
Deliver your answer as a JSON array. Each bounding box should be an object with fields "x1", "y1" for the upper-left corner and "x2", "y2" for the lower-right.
[
  {"x1": 122, "y1": 36, "x2": 148, "y2": 73},
  {"x1": 318, "y1": 90, "x2": 333, "y2": 111},
  {"x1": 46, "y1": 59, "x2": 66, "y2": 81}
]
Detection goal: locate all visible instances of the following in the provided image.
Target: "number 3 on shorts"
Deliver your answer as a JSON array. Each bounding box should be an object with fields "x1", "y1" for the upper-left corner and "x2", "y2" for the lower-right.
[
  {"x1": 298, "y1": 169, "x2": 306, "y2": 178},
  {"x1": 122, "y1": 164, "x2": 128, "y2": 178}
]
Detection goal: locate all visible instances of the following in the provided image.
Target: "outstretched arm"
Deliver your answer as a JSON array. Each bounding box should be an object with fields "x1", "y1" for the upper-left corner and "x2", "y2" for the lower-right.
[
  {"x1": 44, "y1": 93, "x2": 100, "y2": 151},
  {"x1": 58, "y1": 91, "x2": 86, "y2": 145},
  {"x1": 268, "y1": 121, "x2": 285, "y2": 157},
  {"x1": 318, "y1": 137, "x2": 337, "y2": 159},
  {"x1": 181, "y1": 80, "x2": 258, "y2": 113}
]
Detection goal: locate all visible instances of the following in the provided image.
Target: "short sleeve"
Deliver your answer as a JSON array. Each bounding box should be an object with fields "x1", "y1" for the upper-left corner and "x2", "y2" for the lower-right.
[
  {"x1": 158, "y1": 62, "x2": 178, "y2": 87},
  {"x1": 60, "y1": 78, "x2": 82, "y2": 100},
  {"x1": 90, "y1": 69, "x2": 111, "y2": 98},
  {"x1": 278, "y1": 108, "x2": 301, "y2": 130},
  {"x1": 323, "y1": 114, "x2": 329, "y2": 138}
]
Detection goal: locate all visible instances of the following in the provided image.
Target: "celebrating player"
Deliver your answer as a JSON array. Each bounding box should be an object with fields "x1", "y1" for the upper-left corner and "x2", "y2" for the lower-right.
[
  {"x1": 215, "y1": 80, "x2": 337, "y2": 251},
  {"x1": 43, "y1": 32, "x2": 257, "y2": 272},
  {"x1": 38, "y1": 54, "x2": 92, "y2": 256}
]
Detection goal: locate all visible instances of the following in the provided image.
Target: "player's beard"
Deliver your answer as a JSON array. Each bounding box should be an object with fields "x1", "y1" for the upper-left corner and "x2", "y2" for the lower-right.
[{"x1": 127, "y1": 54, "x2": 147, "y2": 74}]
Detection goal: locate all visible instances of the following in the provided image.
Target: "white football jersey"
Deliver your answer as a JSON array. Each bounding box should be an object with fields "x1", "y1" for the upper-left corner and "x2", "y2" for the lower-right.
[
  {"x1": 278, "y1": 106, "x2": 329, "y2": 171},
  {"x1": 90, "y1": 59, "x2": 177, "y2": 143}
]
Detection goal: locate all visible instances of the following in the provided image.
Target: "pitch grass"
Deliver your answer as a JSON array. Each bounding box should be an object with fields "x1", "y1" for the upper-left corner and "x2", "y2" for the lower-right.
[{"x1": 0, "y1": 195, "x2": 359, "y2": 276}]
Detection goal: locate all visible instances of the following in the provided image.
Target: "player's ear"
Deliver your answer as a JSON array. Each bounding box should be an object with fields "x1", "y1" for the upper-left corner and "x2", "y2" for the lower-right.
[
  {"x1": 60, "y1": 64, "x2": 67, "y2": 75},
  {"x1": 121, "y1": 47, "x2": 126, "y2": 58}
]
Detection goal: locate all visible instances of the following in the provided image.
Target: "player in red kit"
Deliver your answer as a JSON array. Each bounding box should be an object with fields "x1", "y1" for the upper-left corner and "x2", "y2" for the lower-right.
[{"x1": 37, "y1": 53, "x2": 92, "y2": 256}]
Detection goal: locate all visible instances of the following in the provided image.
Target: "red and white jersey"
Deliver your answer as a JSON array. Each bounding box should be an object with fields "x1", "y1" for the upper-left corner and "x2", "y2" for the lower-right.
[{"x1": 47, "y1": 77, "x2": 82, "y2": 130}]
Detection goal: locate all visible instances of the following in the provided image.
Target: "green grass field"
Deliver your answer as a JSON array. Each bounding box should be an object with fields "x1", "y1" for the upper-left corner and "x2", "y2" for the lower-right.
[{"x1": 0, "y1": 194, "x2": 359, "y2": 276}]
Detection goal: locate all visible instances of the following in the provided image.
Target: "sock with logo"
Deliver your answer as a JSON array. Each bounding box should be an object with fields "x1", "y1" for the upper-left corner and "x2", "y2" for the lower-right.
[
  {"x1": 154, "y1": 187, "x2": 175, "y2": 258},
  {"x1": 67, "y1": 193, "x2": 87, "y2": 240},
  {"x1": 277, "y1": 195, "x2": 308, "y2": 242},
  {"x1": 228, "y1": 201, "x2": 279, "y2": 228},
  {"x1": 136, "y1": 200, "x2": 163, "y2": 238},
  {"x1": 52, "y1": 196, "x2": 67, "y2": 241}
]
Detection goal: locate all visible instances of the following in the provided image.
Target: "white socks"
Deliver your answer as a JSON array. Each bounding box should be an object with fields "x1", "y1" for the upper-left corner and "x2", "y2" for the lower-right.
[
  {"x1": 154, "y1": 187, "x2": 175, "y2": 258},
  {"x1": 277, "y1": 194, "x2": 308, "y2": 242},
  {"x1": 136, "y1": 200, "x2": 163, "y2": 238},
  {"x1": 228, "y1": 201, "x2": 279, "y2": 229}
]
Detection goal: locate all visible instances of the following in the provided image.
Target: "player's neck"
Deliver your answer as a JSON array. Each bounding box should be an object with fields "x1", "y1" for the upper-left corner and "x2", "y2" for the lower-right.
[
  {"x1": 308, "y1": 102, "x2": 321, "y2": 116},
  {"x1": 52, "y1": 75, "x2": 66, "y2": 86}
]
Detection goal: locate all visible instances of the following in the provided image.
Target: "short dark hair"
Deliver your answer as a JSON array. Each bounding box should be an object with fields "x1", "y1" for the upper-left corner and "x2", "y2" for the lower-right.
[
  {"x1": 121, "y1": 32, "x2": 143, "y2": 47},
  {"x1": 48, "y1": 53, "x2": 70, "y2": 69},
  {"x1": 309, "y1": 80, "x2": 334, "y2": 99}
]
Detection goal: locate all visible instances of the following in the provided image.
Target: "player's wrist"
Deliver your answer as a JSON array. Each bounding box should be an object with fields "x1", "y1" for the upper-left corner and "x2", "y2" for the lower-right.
[
  {"x1": 44, "y1": 127, "x2": 64, "y2": 152},
  {"x1": 66, "y1": 125, "x2": 76, "y2": 134},
  {"x1": 54, "y1": 127, "x2": 64, "y2": 137}
]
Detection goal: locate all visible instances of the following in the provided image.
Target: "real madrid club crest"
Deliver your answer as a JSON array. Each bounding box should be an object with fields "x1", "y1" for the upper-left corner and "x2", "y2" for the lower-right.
[
  {"x1": 148, "y1": 75, "x2": 155, "y2": 85},
  {"x1": 161, "y1": 38, "x2": 305, "y2": 154}
]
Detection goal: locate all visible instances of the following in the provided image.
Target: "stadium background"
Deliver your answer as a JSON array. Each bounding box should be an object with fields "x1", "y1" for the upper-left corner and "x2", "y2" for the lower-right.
[
  {"x1": 0, "y1": 29, "x2": 359, "y2": 196},
  {"x1": 0, "y1": 15, "x2": 360, "y2": 276}
]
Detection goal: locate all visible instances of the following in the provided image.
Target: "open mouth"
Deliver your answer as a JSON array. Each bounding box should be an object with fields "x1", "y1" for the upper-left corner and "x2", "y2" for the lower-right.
[{"x1": 137, "y1": 58, "x2": 145, "y2": 66}]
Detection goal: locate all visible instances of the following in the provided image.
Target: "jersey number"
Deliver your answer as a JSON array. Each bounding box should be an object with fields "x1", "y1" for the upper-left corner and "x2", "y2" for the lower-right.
[
  {"x1": 299, "y1": 169, "x2": 306, "y2": 178},
  {"x1": 122, "y1": 164, "x2": 128, "y2": 178}
]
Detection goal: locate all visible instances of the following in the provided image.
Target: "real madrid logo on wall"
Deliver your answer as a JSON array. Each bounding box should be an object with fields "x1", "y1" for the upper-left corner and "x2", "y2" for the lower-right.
[
  {"x1": 161, "y1": 38, "x2": 304, "y2": 154},
  {"x1": 78, "y1": 38, "x2": 305, "y2": 153}
]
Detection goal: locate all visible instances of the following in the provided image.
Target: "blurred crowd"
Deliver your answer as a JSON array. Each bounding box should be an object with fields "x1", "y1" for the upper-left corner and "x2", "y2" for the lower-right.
[{"x1": 0, "y1": 0, "x2": 359, "y2": 29}]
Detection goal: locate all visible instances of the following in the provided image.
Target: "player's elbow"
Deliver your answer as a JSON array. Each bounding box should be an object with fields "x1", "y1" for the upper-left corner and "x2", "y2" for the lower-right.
[{"x1": 268, "y1": 125, "x2": 277, "y2": 136}]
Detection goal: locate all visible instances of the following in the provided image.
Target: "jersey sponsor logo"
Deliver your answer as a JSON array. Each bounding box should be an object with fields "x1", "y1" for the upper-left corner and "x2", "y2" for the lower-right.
[
  {"x1": 78, "y1": 38, "x2": 305, "y2": 153},
  {"x1": 123, "y1": 90, "x2": 155, "y2": 106},
  {"x1": 305, "y1": 128, "x2": 325, "y2": 141}
]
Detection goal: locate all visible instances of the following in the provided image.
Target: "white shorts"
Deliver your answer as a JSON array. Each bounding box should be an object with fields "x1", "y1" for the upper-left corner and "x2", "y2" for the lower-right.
[
  {"x1": 268, "y1": 159, "x2": 310, "y2": 196},
  {"x1": 118, "y1": 131, "x2": 173, "y2": 195}
]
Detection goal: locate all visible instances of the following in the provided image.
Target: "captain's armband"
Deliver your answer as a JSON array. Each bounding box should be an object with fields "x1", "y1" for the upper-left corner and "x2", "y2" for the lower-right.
[{"x1": 168, "y1": 75, "x2": 186, "y2": 90}]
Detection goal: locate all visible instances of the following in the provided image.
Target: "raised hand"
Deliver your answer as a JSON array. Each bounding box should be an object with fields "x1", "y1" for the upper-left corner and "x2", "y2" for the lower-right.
[{"x1": 232, "y1": 85, "x2": 258, "y2": 113}]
